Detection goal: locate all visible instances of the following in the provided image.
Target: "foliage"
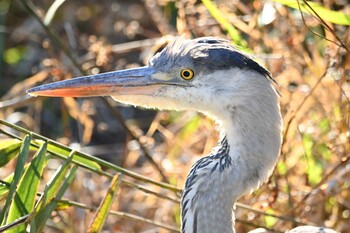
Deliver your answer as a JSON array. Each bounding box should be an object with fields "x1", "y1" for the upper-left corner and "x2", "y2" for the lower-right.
[
  {"x1": 273, "y1": 0, "x2": 350, "y2": 26},
  {"x1": 0, "y1": 0, "x2": 349, "y2": 232}
]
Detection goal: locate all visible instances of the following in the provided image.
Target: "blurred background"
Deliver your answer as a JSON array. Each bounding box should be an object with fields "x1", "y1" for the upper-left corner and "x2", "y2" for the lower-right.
[{"x1": 0, "y1": 0, "x2": 349, "y2": 232}]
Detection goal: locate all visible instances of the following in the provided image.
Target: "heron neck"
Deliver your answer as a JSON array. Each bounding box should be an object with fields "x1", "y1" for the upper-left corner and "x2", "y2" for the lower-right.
[
  {"x1": 181, "y1": 92, "x2": 282, "y2": 233},
  {"x1": 181, "y1": 137, "x2": 236, "y2": 233}
]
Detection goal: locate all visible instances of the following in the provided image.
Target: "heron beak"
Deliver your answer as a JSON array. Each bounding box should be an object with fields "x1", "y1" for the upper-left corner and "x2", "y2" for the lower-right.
[{"x1": 26, "y1": 66, "x2": 172, "y2": 97}]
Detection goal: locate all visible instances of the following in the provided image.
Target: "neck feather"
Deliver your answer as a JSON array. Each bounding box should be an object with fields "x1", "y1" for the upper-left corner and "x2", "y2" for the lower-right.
[{"x1": 181, "y1": 83, "x2": 282, "y2": 233}]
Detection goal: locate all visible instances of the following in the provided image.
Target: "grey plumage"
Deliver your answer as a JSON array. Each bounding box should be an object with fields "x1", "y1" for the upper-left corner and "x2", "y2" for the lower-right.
[
  {"x1": 150, "y1": 37, "x2": 273, "y2": 81},
  {"x1": 182, "y1": 137, "x2": 231, "y2": 232},
  {"x1": 27, "y1": 36, "x2": 337, "y2": 233}
]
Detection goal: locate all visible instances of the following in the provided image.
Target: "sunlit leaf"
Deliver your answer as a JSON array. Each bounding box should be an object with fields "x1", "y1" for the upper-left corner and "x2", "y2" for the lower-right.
[
  {"x1": 307, "y1": 159, "x2": 323, "y2": 185},
  {"x1": 273, "y1": 0, "x2": 350, "y2": 26},
  {"x1": 319, "y1": 118, "x2": 330, "y2": 134},
  {"x1": 179, "y1": 115, "x2": 201, "y2": 139},
  {"x1": 0, "y1": 181, "x2": 10, "y2": 201},
  {"x1": 4, "y1": 46, "x2": 26, "y2": 65},
  {"x1": 277, "y1": 161, "x2": 287, "y2": 175},
  {"x1": 0, "y1": 140, "x2": 21, "y2": 167},
  {"x1": 87, "y1": 174, "x2": 122, "y2": 233},
  {"x1": 302, "y1": 134, "x2": 313, "y2": 158},
  {"x1": 56, "y1": 201, "x2": 71, "y2": 210},
  {"x1": 46, "y1": 143, "x2": 101, "y2": 172},
  {"x1": 0, "y1": 135, "x2": 31, "y2": 224},
  {"x1": 264, "y1": 208, "x2": 277, "y2": 228},
  {"x1": 38, "y1": 151, "x2": 74, "y2": 209},
  {"x1": 317, "y1": 143, "x2": 331, "y2": 161},
  {"x1": 302, "y1": 134, "x2": 323, "y2": 185},
  {"x1": 0, "y1": 164, "x2": 30, "y2": 201},
  {"x1": 201, "y1": 0, "x2": 247, "y2": 48},
  {"x1": 31, "y1": 164, "x2": 77, "y2": 233},
  {"x1": 5, "y1": 142, "x2": 47, "y2": 232}
]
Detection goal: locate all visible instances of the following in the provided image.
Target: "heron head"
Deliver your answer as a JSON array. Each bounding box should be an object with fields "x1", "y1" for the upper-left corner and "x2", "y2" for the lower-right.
[{"x1": 27, "y1": 37, "x2": 274, "y2": 117}]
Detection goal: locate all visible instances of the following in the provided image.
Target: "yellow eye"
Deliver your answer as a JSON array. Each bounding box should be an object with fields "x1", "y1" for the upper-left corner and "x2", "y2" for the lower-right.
[{"x1": 180, "y1": 69, "x2": 194, "y2": 80}]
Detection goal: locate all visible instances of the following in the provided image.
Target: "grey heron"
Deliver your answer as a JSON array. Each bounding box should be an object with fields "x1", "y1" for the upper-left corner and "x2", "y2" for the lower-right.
[{"x1": 27, "y1": 37, "x2": 336, "y2": 233}]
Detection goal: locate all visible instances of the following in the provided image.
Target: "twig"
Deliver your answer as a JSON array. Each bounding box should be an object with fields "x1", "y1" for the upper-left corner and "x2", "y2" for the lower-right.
[
  {"x1": 281, "y1": 68, "x2": 328, "y2": 156},
  {"x1": 102, "y1": 97, "x2": 169, "y2": 183},
  {"x1": 297, "y1": 0, "x2": 349, "y2": 52},
  {"x1": 0, "y1": 95, "x2": 35, "y2": 110},
  {"x1": 144, "y1": 0, "x2": 173, "y2": 35},
  {"x1": 20, "y1": 0, "x2": 83, "y2": 74},
  {"x1": 302, "y1": 0, "x2": 348, "y2": 51},
  {"x1": 0, "y1": 119, "x2": 178, "y2": 193},
  {"x1": 111, "y1": 37, "x2": 170, "y2": 54},
  {"x1": 280, "y1": 66, "x2": 329, "y2": 218},
  {"x1": 0, "y1": 122, "x2": 315, "y2": 227},
  {"x1": 0, "y1": 199, "x2": 180, "y2": 233},
  {"x1": 290, "y1": 156, "x2": 350, "y2": 214},
  {"x1": 235, "y1": 202, "x2": 312, "y2": 227},
  {"x1": 58, "y1": 199, "x2": 180, "y2": 232},
  {"x1": 0, "y1": 214, "x2": 30, "y2": 232}
]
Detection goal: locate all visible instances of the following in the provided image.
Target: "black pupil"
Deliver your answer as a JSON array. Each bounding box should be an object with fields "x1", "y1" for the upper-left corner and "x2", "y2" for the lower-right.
[{"x1": 183, "y1": 70, "x2": 190, "y2": 77}]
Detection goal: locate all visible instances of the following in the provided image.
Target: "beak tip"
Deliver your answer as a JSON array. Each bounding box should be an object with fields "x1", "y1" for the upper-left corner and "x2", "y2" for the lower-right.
[
  {"x1": 27, "y1": 92, "x2": 38, "y2": 97},
  {"x1": 26, "y1": 87, "x2": 41, "y2": 97}
]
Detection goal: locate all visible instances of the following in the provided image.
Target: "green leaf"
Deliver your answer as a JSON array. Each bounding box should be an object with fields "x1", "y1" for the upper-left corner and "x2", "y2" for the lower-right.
[
  {"x1": 0, "y1": 140, "x2": 22, "y2": 167},
  {"x1": 316, "y1": 143, "x2": 331, "y2": 161},
  {"x1": 4, "y1": 46, "x2": 26, "y2": 65},
  {"x1": 33, "y1": 151, "x2": 75, "y2": 232},
  {"x1": 302, "y1": 134, "x2": 313, "y2": 158},
  {"x1": 307, "y1": 159, "x2": 323, "y2": 185},
  {"x1": 201, "y1": 0, "x2": 247, "y2": 48},
  {"x1": 40, "y1": 151, "x2": 74, "y2": 208},
  {"x1": 302, "y1": 134, "x2": 323, "y2": 186},
  {"x1": 179, "y1": 115, "x2": 201, "y2": 139},
  {"x1": 55, "y1": 201, "x2": 71, "y2": 210},
  {"x1": 0, "y1": 119, "x2": 179, "y2": 193},
  {"x1": 6, "y1": 142, "x2": 47, "y2": 233},
  {"x1": 273, "y1": 0, "x2": 350, "y2": 26},
  {"x1": 87, "y1": 174, "x2": 122, "y2": 233},
  {"x1": 0, "y1": 181, "x2": 10, "y2": 201},
  {"x1": 318, "y1": 118, "x2": 330, "y2": 134},
  {"x1": 277, "y1": 161, "x2": 287, "y2": 175},
  {"x1": 264, "y1": 208, "x2": 277, "y2": 228},
  {"x1": 31, "y1": 163, "x2": 78, "y2": 233},
  {"x1": 0, "y1": 135, "x2": 31, "y2": 224},
  {"x1": 0, "y1": 165, "x2": 30, "y2": 201},
  {"x1": 46, "y1": 143, "x2": 101, "y2": 172}
]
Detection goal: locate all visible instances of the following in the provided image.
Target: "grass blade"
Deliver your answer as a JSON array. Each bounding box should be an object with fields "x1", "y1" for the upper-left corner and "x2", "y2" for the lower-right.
[
  {"x1": 44, "y1": 0, "x2": 66, "y2": 25},
  {"x1": 31, "y1": 163, "x2": 78, "y2": 233},
  {"x1": 202, "y1": 0, "x2": 247, "y2": 48},
  {"x1": 0, "y1": 164, "x2": 30, "y2": 201},
  {"x1": 0, "y1": 135, "x2": 31, "y2": 224},
  {"x1": 87, "y1": 174, "x2": 122, "y2": 233},
  {"x1": 58, "y1": 199, "x2": 180, "y2": 232},
  {"x1": 273, "y1": 0, "x2": 350, "y2": 26},
  {"x1": 0, "y1": 119, "x2": 179, "y2": 193},
  {"x1": 38, "y1": 150, "x2": 75, "y2": 209},
  {"x1": 46, "y1": 143, "x2": 101, "y2": 172},
  {"x1": 5, "y1": 142, "x2": 47, "y2": 233},
  {"x1": 0, "y1": 140, "x2": 22, "y2": 167}
]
